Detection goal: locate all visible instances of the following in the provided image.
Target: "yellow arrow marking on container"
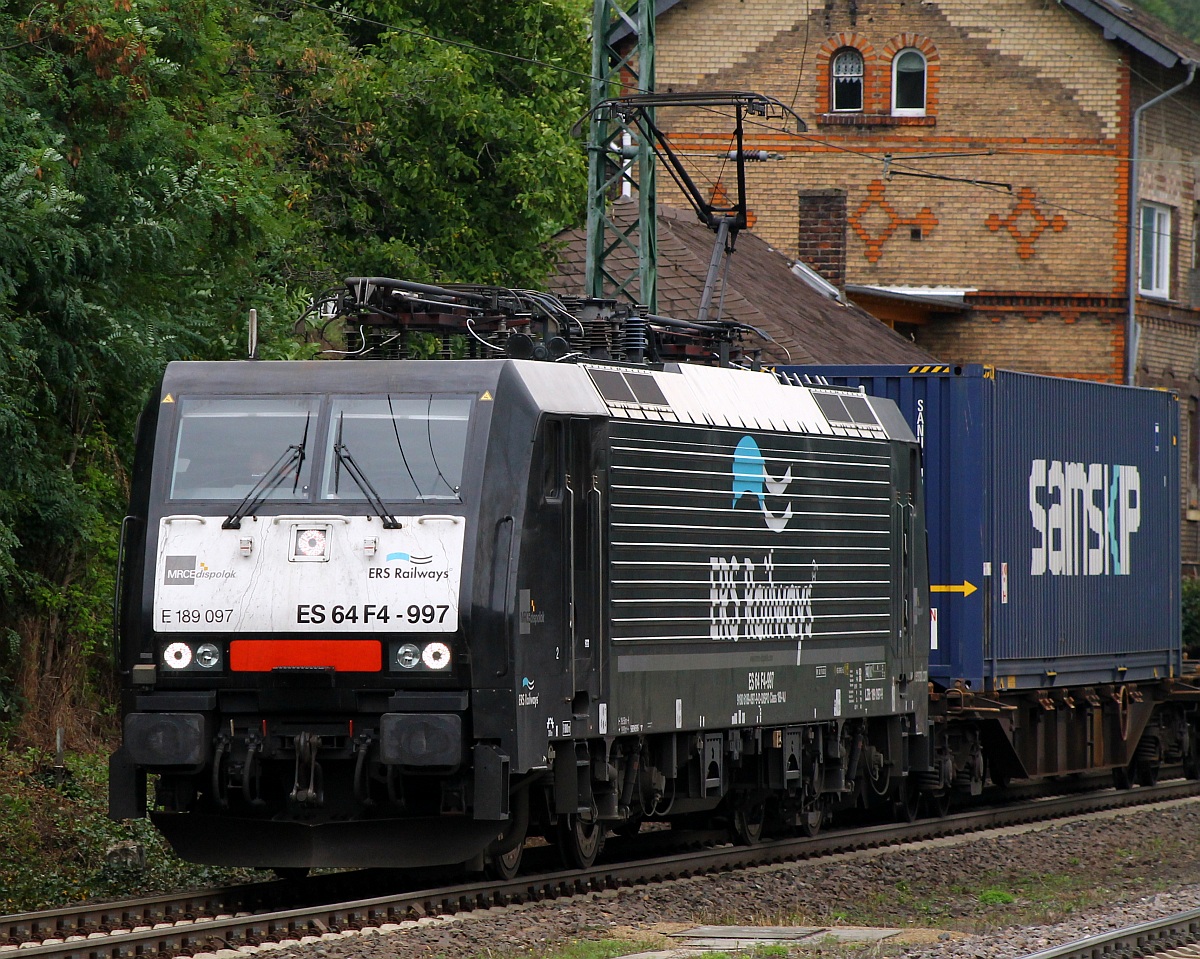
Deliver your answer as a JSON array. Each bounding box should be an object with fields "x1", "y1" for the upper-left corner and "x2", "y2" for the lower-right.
[{"x1": 930, "y1": 581, "x2": 977, "y2": 598}]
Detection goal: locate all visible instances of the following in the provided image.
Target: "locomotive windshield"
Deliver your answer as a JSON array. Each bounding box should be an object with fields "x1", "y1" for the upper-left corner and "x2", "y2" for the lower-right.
[
  {"x1": 170, "y1": 396, "x2": 318, "y2": 500},
  {"x1": 320, "y1": 394, "x2": 470, "y2": 502}
]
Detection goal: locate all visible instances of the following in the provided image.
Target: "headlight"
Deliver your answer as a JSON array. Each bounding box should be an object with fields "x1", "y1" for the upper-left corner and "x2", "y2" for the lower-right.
[
  {"x1": 164, "y1": 642, "x2": 193, "y2": 669},
  {"x1": 422, "y1": 642, "x2": 451, "y2": 670},
  {"x1": 396, "y1": 643, "x2": 422, "y2": 669},
  {"x1": 195, "y1": 643, "x2": 221, "y2": 669},
  {"x1": 161, "y1": 641, "x2": 223, "y2": 672},
  {"x1": 390, "y1": 641, "x2": 453, "y2": 671}
]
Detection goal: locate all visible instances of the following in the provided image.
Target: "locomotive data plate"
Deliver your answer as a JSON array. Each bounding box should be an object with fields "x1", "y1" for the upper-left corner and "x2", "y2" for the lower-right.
[{"x1": 152, "y1": 514, "x2": 466, "y2": 633}]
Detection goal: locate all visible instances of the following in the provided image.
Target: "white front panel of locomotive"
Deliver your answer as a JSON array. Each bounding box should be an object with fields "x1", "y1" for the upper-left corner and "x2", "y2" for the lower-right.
[{"x1": 153, "y1": 515, "x2": 465, "y2": 633}]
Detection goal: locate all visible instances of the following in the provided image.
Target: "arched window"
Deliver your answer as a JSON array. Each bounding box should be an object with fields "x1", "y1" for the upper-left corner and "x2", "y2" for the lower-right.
[
  {"x1": 892, "y1": 48, "x2": 926, "y2": 115},
  {"x1": 832, "y1": 49, "x2": 864, "y2": 112}
]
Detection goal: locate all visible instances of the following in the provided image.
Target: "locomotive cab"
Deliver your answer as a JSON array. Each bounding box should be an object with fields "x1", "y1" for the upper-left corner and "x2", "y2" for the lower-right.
[{"x1": 109, "y1": 359, "x2": 562, "y2": 870}]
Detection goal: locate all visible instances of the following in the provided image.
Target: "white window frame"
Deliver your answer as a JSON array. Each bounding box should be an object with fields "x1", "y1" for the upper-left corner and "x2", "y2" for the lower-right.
[
  {"x1": 831, "y1": 49, "x2": 864, "y2": 113},
  {"x1": 1139, "y1": 201, "x2": 1172, "y2": 298},
  {"x1": 891, "y1": 48, "x2": 927, "y2": 116}
]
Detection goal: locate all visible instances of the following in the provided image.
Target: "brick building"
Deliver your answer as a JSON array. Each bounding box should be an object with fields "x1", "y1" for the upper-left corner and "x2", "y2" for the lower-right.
[{"x1": 634, "y1": 0, "x2": 1200, "y2": 569}]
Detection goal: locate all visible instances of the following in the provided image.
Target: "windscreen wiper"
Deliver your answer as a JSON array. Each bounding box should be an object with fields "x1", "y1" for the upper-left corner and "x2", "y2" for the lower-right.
[
  {"x1": 333, "y1": 412, "x2": 401, "y2": 528},
  {"x1": 223, "y1": 414, "x2": 310, "y2": 529}
]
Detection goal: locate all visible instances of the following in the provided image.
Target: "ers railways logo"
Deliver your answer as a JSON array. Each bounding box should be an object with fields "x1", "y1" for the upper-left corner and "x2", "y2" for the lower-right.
[
  {"x1": 709, "y1": 436, "x2": 817, "y2": 648},
  {"x1": 1028, "y1": 459, "x2": 1142, "y2": 576}
]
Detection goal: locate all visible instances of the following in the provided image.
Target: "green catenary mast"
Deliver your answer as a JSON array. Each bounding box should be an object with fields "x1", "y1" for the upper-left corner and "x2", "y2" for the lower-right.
[{"x1": 584, "y1": 0, "x2": 657, "y2": 313}]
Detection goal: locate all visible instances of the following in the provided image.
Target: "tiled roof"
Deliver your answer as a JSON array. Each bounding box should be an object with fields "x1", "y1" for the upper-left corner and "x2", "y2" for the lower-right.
[
  {"x1": 1061, "y1": 0, "x2": 1200, "y2": 68},
  {"x1": 549, "y1": 201, "x2": 934, "y2": 365}
]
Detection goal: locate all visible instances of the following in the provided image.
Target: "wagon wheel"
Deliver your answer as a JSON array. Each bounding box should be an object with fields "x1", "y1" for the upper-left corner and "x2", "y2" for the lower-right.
[
  {"x1": 484, "y1": 842, "x2": 524, "y2": 881},
  {"x1": 986, "y1": 756, "x2": 1011, "y2": 790},
  {"x1": 730, "y1": 796, "x2": 767, "y2": 846},
  {"x1": 1185, "y1": 731, "x2": 1200, "y2": 780},
  {"x1": 484, "y1": 788, "x2": 529, "y2": 879},
  {"x1": 556, "y1": 812, "x2": 605, "y2": 869},
  {"x1": 893, "y1": 777, "x2": 920, "y2": 824},
  {"x1": 926, "y1": 788, "x2": 952, "y2": 818},
  {"x1": 611, "y1": 817, "x2": 643, "y2": 839},
  {"x1": 798, "y1": 800, "x2": 825, "y2": 837},
  {"x1": 1134, "y1": 761, "x2": 1161, "y2": 787}
]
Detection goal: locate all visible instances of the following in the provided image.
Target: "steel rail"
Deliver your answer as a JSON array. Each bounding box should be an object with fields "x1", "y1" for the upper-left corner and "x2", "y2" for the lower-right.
[
  {"x1": 1019, "y1": 907, "x2": 1200, "y2": 959},
  {"x1": 6, "y1": 780, "x2": 1200, "y2": 959}
]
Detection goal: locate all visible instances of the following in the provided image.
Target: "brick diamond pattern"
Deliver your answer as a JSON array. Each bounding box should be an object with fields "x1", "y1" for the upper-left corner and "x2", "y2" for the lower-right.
[
  {"x1": 986, "y1": 187, "x2": 1067, "y2": 259},
  {"x1": 848, "y1": 179, "x2": 938, "y2": 263}
]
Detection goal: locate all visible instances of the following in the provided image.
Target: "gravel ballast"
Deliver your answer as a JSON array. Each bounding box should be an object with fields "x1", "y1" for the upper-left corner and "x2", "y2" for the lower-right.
[{"x1": 252, "y1": 798, "x2": 1200, "y2": 959}]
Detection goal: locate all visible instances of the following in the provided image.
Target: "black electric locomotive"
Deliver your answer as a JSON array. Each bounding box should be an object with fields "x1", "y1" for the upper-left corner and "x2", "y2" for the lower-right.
[{"x1": 109, "y1": 279, "x2": 934, "y2": 874}]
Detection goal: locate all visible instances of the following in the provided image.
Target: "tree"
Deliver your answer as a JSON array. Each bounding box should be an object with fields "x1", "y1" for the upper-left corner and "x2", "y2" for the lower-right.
[
  {"x1": 0, "y1": 0, "x2": 591, "y2": 743},
  {"x1": 229, "y1": 0, "x2": 590, "y2": 285},
  {"x1": 1130, "y1": 0, "x2": 1200, "y2": 42},
  {"x1": 0, "y1": 0, "x2": 306, "y2": 740}
]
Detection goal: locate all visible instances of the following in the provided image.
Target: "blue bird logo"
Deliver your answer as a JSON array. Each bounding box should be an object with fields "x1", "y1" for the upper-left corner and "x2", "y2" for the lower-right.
[{"x1": 732, "y1": 436, "x2": 794, "y2": 532}]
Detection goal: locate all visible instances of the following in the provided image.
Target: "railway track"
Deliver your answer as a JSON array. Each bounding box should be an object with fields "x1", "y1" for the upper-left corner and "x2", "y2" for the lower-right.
[
  {"x1": 1019, "y1": 907, "x2": 1200, "y2": 959},
  {"x1": 7, "y1": 779, "x2": 1200, "y2": 959}
]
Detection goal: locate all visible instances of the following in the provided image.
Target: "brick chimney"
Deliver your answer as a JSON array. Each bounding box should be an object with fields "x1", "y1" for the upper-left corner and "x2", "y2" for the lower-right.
[{"x1": 797, "y1": 188, "x2": 847, "y2": 288}]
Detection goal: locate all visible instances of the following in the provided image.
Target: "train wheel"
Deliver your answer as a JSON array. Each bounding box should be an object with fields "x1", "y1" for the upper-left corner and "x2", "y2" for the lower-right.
[
  {"x1": 556, "y1": 813, "x2": 605, "y2": 869},
  {"x1": 730, "y1": 798, "x2": 766, "y2": 845},
  {"x1": 893, "y1": 778, "x2": 920, "y2": 823},
  {"x1": 1133, "y1": 737, "x2": 1162, "y2": 787},
  {"x1": 1134, "y1": 761, "x2": 1160, "y2": 787},
  {"x1": 926, "y1": 789, "x2": 951, "y2": 818},
  {"x1": 485, "y1": 843, "x2": 524, "y2": 881},
  {"x1": 1112, "y1": 763, "x2": 1134, "y2": 790},
  {"x1": 798, "y1": 803, "x2": 824, "y2": 837},
  {"x1": 1186, "y1": 734, "x2": 1200, "y2": 780}
]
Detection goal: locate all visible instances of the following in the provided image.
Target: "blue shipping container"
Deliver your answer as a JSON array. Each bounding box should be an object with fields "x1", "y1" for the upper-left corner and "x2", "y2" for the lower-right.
[{"x1": 779, "y1": 365, "x2": 1181, "y2": 692}]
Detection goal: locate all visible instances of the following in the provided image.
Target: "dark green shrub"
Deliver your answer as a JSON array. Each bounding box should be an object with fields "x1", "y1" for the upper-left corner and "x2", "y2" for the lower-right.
[
  {"x1": 0, "y1": 748, "x2": 265, "y2": 912},
  {"x1": 1183, "y1": 577, "x2": 1200, "y2": 660}
]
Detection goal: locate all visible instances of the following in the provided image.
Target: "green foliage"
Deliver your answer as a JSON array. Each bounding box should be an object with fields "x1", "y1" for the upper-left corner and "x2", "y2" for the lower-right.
[
  {"x1": 1129, "y1": 0, "x2": 1200, "y2": 42},
  {"x1": 0, "y1": 0, "x2": 590, "y2": 740},
  {"x1": 0, "y1": 0, "x2": 296, "y2": 738},
  {"x1": 1183, "y1": 577, "x2": 1200, "y2": 659},
  {"x1": 977, "y1": 888, "x2": 1017, "y2": 905},
  {"x1": 229, "y1": 0, "x2": 589, "y2": 285},
  {"x1": 0, "y1": 748, "x2": 265, "y2": 911}
]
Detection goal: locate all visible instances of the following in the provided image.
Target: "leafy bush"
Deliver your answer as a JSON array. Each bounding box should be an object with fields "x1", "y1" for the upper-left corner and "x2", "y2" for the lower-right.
[
  {"x1": 0, "y1": 747, "x2": 265, "y2": 912},
  {"x1": 1183, "y1": 577, "x2": 1200, "y2": 660}
]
